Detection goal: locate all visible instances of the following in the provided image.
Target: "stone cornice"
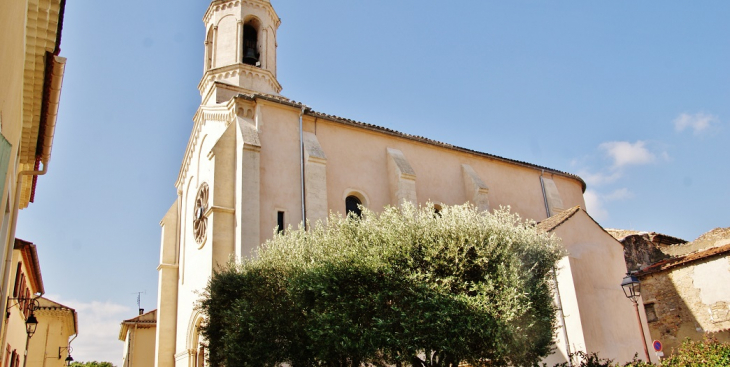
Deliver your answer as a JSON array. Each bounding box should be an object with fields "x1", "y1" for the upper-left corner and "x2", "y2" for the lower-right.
[
  {"x1": 198, "y1": 64, "x2": 282, "y2": 96},
  {"x1": 204, "y1": 0, "x2": 280, "y2": 29},
  {"x1": 205, "y1": 205, "x2": 235, "y2": 217},
  {"x1": 157, "y1": 263, "x2": 179, "y2": 271}
]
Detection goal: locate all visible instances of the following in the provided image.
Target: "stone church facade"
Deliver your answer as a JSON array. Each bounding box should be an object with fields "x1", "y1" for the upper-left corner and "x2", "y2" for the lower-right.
[{"x1": 154, "y1": 1, "x2": 651, "y2": 366}]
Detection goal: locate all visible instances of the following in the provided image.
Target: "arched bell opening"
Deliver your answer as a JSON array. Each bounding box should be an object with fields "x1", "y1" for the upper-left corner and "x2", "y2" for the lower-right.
[
  {"x1": 205, "y1": 27, "x2": 214, "y2": 70},
  {"x1": 242, "y1": 19, "x2": 260, "y2": 66}
]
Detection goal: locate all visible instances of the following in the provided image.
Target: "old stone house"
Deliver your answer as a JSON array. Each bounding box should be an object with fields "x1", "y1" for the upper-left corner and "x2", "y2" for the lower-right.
[{"x1": 611, "y1": 228, "x2": 730, "y2": 357}]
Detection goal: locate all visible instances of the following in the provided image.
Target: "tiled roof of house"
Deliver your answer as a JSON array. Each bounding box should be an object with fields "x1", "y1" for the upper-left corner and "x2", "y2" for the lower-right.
[
  {"x1": 121, "y1": 309, "x2": 157, "y2": 325},
  {"x1": 119, "y1": 309, "x2": 157, "y2": 341},
  {"x1": 636, "y1": 243, "x2": 730, "y2": 277},
  {"x1": 535, "y1": 206, "x2": 581, "y2": 233},
  {"x1": 36, "y1": 297, "x2": 77, "y2": 336},
  {"x1": 535, "y1": 206, "x2": 621, "y2": 247},
  {"x1": 14, "y1": 239, "x2": 44, "y2": 294},
  {"x1": 240, "y1": 92, "x2": 587, "y2": 192},
  {"x1": 36, "y1": 297, "x2": 74, "y2": 311}
]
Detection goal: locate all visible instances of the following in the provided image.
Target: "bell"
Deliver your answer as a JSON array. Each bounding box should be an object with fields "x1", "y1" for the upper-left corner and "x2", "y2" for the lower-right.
[{"x1": 243, "y1": 47, "x2": 258, "y2": 65}]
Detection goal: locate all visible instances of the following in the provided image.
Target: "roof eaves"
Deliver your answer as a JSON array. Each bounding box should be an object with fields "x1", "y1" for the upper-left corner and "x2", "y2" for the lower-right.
[
  {"x1": 637, "y1": 243, "x2": 730, "y2": 276},
  {"x1": 242, "y1": 93, "x2": 587, "y2": 191},
  {"x1": 535, "y1": 206, "x2": 581, "y2": 233},
  {"x1": 14, "y1": 239, "x2": 45, "y2": 294}
]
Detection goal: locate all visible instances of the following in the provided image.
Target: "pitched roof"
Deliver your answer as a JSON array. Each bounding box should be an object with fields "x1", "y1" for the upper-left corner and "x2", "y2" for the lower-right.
[
  {"x1": 19, "y1": 0, "x2": 66, "y2": 208},
  {"x1": 238, "y1": 91, "x2": 587, "y2": 192},
  {"x1": 636, "y1": 243, "x2": 730, "y2": 277},
  {"x1": 36, "y1": 296, "x2": 77, "y2": 335},
  {"x1": 535, "y1": 206, "x2": 581, "y2": 233},
  {"x1": 119, "y1": 309, "x2": 157, "y2": 341},
  {"x1": 14, "y1": 239, "x2": 44, "y2": 294}
]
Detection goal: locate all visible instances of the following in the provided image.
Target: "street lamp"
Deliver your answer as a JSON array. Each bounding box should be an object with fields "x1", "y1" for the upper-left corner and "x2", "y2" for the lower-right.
[
  {"x1": 59, "y1": 346, "x2": 74, "y2": 366},
  {"x1": 8, "y1": 296, "x2": 41, "y2": 367},
  {"x1": 621, "y1": 273, "x2": 651, "y2": 362},
  {"x1": 25, "y1": 311, "x2": 38, "y2": 337}
]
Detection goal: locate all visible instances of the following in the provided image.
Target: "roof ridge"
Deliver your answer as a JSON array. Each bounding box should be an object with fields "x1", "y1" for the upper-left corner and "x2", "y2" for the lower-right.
[{"x1": 239, "y1": 93, "x2": 587, "y2": 191}]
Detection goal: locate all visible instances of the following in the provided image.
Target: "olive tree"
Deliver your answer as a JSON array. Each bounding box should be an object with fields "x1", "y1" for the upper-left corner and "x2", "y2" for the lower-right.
[{"x1": 200, "y1": 203, "x2": 564, "y2": 367}]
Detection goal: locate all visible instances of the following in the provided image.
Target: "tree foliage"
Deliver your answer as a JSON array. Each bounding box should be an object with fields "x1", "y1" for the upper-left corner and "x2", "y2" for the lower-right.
[
  {"x1": 200, "y1": 203, "x2": 565, "y2": 367},
  {"x1": 69, "y1": 362, "x2": 116, "y2": 367}
]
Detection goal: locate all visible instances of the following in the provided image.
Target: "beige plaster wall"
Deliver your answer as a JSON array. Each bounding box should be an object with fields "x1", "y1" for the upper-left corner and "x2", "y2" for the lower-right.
[
  {"x1": 0, "y1": 0, "x2": 27, "y2": 305},
  {"x1": 156, "y1": 201, "x2": 179, "y2": 367},
  {"x1": 123, "y1": 326, "x2": 157, "y2": 367},
  {"x1": 552, "y1": 211, "x2": 653, "y2": 364},
  {"x1": 27, "y1": 310, "x2": 75, "y2": 367},
  {"x1": 0, "y1": 0, "x2": 26, "y2": 146},
  {"x1": 174, "y1": 115, "x2": 230, "y2": 356},
  {"x1": 541, "y1": 256, "x2": 587, "y2": 367},
  {"x1": 640, "y1": 256, "x2": 730, "y2": 356},
  {"x1": 253, "y1": 105, "x2": 586, "y2": 242},
  {"x1": 4, "y1": 251, "x2": 48, "y2": 366}
]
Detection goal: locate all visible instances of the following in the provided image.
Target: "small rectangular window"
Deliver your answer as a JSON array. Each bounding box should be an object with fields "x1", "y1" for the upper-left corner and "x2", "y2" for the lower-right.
[
  {"x1": 645, "y1": 303, "x2": 658, "y2": 323},
  {"x1": 277, "y1": 211, "x2": 285, "y2": 234}
]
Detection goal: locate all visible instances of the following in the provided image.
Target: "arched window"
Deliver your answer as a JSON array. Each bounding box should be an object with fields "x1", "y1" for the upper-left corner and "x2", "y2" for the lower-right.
[
  {"x1": 205, "y1": 28, "x2": 214, "y2": 70},
  {"x1": 242, "y1": 23, "x2": 259, "y2": 66},
  {"x1": 345, "y1": 195, "x2": 362, "y2": 218}
]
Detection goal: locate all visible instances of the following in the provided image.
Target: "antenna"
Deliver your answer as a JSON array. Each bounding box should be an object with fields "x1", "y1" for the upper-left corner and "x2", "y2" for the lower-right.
[{"x1": 132, "y1": 291, "x2": 146, "y2": 315}]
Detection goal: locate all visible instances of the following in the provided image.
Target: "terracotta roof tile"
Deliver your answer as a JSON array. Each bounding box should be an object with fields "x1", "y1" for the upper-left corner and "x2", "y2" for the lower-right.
[
  {"x1": 636, "y1": 243, "x2": 730, "y2": 277},
  {"x1": 535, "y1": 206, "x2": 581, "y2": 233},
  {"x1": 238, "y1": 93, "x2": 587, "y2": 192}
]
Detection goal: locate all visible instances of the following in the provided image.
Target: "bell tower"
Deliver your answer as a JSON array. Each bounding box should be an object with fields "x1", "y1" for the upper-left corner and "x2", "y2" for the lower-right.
[{"x1": 199, "y1": 0, "x2": 282, "y2": 103}]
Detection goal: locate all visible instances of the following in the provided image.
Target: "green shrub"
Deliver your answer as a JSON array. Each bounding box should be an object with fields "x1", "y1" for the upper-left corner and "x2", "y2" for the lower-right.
[
  {"x1": 546, "y1": 337, "x2": 730, "y2": 367},
  {"x1": 661, "y1": 337, "x2": 730, "y2": 367}
]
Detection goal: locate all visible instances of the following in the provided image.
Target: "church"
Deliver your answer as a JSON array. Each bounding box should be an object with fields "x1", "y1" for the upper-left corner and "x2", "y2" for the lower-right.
[{"x1": 153, "y1": 1, "x2": 652, "y2": 366}]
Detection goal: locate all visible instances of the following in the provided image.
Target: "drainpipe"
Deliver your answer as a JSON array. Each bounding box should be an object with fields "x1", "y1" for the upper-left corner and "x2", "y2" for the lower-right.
[
  {"x1": 0, "y1": 164, "x2": 50, "y2": 364},
  {"x1": 299, "y1": 107, "x2": 306, "y2": 228},
  {"x1": 0, "y1": 54, "x2": 66, "y2": 358},
  {"x1": 540, "y1": 171, "x2": 572, "y2": 366}
]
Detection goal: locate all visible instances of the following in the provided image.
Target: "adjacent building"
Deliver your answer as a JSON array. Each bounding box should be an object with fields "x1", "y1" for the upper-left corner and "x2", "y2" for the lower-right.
[
  {"x1": 0, "y1": 0, "x2": 69, "y2": 363},
  {"x1": 120, "y1": 310, "x2": 158, "y2": 367},
  {"x1": 27, "y1": 297, "x2": 78, "y2": 367},
  {"x1": 4, "y1": 239, "x2": 77, "y2": 367},
  {"x1": 153, "y1": 1, "x2": 647, "y2": 366},
  {"x1": 611, "y1": 228, "x2": 730, "y2": 356}
]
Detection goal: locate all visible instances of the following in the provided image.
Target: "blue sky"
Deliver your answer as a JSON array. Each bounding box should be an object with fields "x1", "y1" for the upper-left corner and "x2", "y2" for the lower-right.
[{"x1": 15, "y1": 0, "x2": 730, "y2": 362}]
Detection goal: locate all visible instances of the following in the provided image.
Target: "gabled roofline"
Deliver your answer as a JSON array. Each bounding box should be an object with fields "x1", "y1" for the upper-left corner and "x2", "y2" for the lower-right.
[
  {"x1": 535, "y1": 206, "x2": 620, "y2": 246},
  {"x1": 119, "y1": 309, "x2": 157, "y2": 341},
  {"x1": 37, "y1": 296, "x2": 77, "y2": 336},
  {"x1": 14, "y1": 239, "x2": 44, "y2": 295}
]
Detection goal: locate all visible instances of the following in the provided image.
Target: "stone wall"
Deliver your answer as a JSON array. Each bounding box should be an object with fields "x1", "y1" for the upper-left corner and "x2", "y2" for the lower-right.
[
  {"x1": 639, "y1": 254, "x2": 730, "y2": 356},
  {"x1": 621, "y1": 234, "x2": 672, "y2": 272}
]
